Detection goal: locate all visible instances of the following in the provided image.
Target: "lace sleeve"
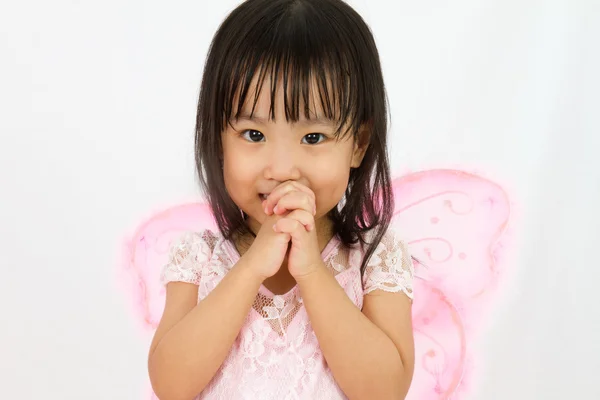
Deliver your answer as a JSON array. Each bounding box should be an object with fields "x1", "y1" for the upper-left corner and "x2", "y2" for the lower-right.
[
  {"x1": 160, "y1": 230, "x2": 213, "y2": 286},
  {"x1": 362, "y1": 229, "x2": 414, "y2": 299}
]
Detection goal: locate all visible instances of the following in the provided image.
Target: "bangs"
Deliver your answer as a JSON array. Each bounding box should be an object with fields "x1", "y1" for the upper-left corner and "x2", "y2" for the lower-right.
[
  {"x1": 215, "y1": 1, "x2": 370, "y2": 140},
  {"x1": 196, "y1": 0, "x2": 393, "y2": 275}
]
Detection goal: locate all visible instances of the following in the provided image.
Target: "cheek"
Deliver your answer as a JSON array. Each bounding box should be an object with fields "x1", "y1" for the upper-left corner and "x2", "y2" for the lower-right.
[
  {"x1": 222, "y1": 148, "x2": 264, "y2": 206},
  {"x1": 222, "y1": 138, "x2": 253, "y2": 183},
  {"x1": 307, "y1": 148, "x2": 354, "y2": 206},
  {"x1": 311, "y1": 164, "x2": 351, "y2": 209},
  {"x1": 222, "y1": 147, "x2": 243, "y2": 196},
  {"x1": 223, "y1": 158, "x2": 254, "y2": 192}
]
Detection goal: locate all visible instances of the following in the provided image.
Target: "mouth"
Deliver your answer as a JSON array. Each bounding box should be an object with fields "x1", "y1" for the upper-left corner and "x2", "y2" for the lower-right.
[{"x1": 259, "y1": 193, "x2": 269, "y2": 201}]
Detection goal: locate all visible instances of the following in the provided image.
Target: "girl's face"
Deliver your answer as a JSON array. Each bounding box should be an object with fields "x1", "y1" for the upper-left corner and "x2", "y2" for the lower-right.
[{"x1": 221, "y1": 74, "x2": 369, "y2": 233}]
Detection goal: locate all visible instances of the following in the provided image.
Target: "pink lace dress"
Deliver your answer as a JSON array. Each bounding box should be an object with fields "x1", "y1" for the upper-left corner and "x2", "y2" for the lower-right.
[{"x1": 161, "y1": 227, "x2": 414, "y2": 400}]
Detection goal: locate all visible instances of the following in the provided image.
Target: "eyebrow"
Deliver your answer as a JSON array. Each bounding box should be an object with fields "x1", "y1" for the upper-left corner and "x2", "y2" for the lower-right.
[{"x1": 233, "y1": 113, "x2": 337, "y2": 127}]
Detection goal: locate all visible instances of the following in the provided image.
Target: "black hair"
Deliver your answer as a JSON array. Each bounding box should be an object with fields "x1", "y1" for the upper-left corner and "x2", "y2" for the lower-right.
[{"x1": 194, "y1": 0, "x2": 394, "y2": 276}]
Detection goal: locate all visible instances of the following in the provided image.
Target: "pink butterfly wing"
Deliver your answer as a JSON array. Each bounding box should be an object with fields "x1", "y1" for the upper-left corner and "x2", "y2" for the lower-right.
[
  {"x1": 391, "y1": 170, "x2": 512, "y2": 399},
  {"x1": 121, "y1": 203, "x2": 217, "y2": 330}
]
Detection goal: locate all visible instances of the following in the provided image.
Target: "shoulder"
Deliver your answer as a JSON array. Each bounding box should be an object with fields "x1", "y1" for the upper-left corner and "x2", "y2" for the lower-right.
[
  {"x1": 361, "y1": 225, "x2": 411, "y2": 264},
  {"x1": 361, "y1": 225, "x2": 414, "y2": 299},
  {"x1": 376, "y1": 226, "x2": 411, "y2": 259},
  {"x1": 168, "y1": 229, "x2": 222, "y2": 264},
  {"x1": 180, "y1": 227, "x2": 221, "y2": 244},
  {"x1": 160, "y1": 228, "x2": 223, "y2": 285}
]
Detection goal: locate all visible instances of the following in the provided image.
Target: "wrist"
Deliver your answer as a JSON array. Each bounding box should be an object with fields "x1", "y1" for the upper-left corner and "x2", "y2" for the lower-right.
[
  {"x1": 293, "y1": 261, "x2": 327, "y2": 285},
  {"x1": 235, "y1": 256, "x2": 267, "y2": 284}
]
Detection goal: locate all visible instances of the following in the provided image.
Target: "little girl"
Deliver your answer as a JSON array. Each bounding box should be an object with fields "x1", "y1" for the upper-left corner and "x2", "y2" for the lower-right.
[{"x1": 148, "y1": 0, "x2": 415, "y2": 399}]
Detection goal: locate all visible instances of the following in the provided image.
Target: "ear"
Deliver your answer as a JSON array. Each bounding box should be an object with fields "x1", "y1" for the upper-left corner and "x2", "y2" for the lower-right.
[{"x1": 350, "y1": 123, "x2": 371, "y2": 168}]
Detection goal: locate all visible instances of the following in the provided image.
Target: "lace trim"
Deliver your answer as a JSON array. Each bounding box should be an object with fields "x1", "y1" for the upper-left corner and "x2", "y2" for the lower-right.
[
  {"x1": 160, "y1": 230, "x2": 215, "y2": 285},
  {"x1": 362, "y1": 228, "x2": 414, "y2": 299}
]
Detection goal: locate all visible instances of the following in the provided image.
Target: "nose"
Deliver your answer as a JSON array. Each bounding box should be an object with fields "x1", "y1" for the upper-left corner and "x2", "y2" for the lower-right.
[{"x1": 263, "y1": 144, "x2": 301, "y2": 182}]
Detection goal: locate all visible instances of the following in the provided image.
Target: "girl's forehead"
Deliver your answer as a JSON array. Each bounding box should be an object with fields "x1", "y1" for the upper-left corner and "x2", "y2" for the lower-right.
[{"x1": 233, "y1": 72, "x2": 334, "y2": 122}]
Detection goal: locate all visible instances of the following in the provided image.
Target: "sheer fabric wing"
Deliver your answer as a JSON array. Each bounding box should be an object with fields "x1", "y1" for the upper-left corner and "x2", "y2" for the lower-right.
[
  {"x1": 121, "y1": 203, "x2": 217, "y2": 330},
  {"x1": 391, "y1": 170, "x2": 511, "y2": 400}
]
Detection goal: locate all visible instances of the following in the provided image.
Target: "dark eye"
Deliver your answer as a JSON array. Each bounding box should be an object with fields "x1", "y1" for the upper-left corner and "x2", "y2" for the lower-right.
[
  {"x1": 240, "y1": 129, "x2": 265, "y2": 142},
  {"x1": 302, "y1": 133, "x2": 325, "y2": 145}
]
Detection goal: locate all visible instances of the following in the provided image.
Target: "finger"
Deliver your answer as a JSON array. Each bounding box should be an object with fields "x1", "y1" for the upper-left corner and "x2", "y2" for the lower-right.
[
  {"x1": 264, "y1": 181, "x2": 315, "y2": 214},
  {"x1": 273, "y1": 218, "x2": 306, "y2": 248},
  {"x1": 273, "y1": 209, "x2": 315, "y2": 232},
  {"x1": 273, "y1": 191, "x2": 316, "y2": 216},
  {"x1": 273, "y1": 216, "x2": 312, "y2": 245}
]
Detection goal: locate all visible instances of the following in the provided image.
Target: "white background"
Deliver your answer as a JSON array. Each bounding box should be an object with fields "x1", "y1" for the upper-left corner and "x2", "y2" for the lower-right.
[{"x1": 1, "y1": 0, "x2": 599, "y2": 398}]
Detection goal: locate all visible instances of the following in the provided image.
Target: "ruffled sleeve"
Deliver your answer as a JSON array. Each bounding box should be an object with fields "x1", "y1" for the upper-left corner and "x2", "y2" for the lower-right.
[
  {"x1": 362, "y1": 228, "x2": 414, "y2": 299},
  {"x1": 160, "y1": 230, "x2": 214, "y2": 286}
]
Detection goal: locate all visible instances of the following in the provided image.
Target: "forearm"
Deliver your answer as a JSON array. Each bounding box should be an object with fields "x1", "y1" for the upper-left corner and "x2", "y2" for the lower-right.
[
  {"x1": 297, "y1": 264, "x2": 409, "y2": 400},
  {"x1": 149, "y1": 258, "x2": 262, "y2": 400}
]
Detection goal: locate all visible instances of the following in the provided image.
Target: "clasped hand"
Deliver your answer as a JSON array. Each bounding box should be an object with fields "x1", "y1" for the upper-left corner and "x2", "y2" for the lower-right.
[{"x1": 242, "y1": 181, "x2": 325, "y2": 281}]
